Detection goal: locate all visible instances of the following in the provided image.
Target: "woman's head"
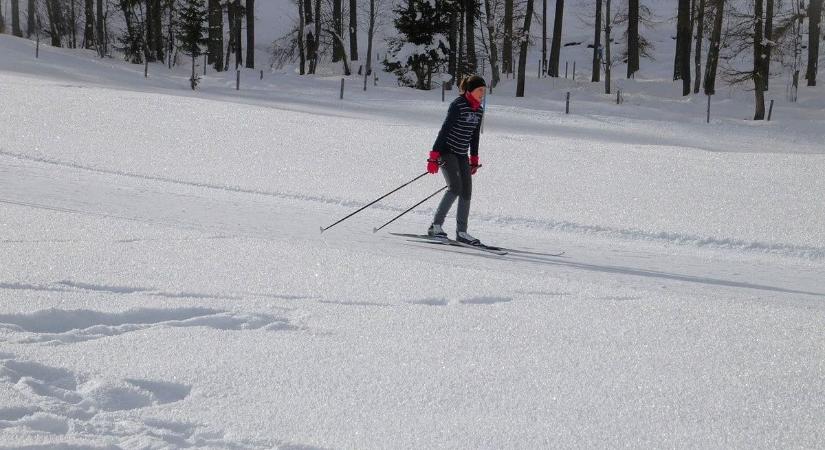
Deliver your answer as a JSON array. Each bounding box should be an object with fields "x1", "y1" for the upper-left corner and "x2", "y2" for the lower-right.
[{"x1": 459, "y1": 75, "x2": 487, "y2": 102}]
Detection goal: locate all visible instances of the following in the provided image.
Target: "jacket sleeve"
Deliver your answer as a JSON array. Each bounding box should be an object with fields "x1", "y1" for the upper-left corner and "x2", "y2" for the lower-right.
[
  {"x1": 470, "y1": 109, "x2": 483, "y2": 156},
  {"x1": 432, "y1": 100, "x2": 460, "y2": 152}
]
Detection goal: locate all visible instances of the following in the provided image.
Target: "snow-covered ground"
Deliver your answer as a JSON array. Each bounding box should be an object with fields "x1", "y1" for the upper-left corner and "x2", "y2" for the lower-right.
[{"x1": 1, "y1": 32, "x2": 825, "y2": 448}]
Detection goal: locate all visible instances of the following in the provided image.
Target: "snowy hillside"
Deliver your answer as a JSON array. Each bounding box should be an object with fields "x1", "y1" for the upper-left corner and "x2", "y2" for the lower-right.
[{"x1": 2, "y1": 28, "x2": 825, "y2": 449}]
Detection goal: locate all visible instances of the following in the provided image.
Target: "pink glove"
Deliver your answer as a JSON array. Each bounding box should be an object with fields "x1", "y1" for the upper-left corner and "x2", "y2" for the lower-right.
[
  {"x1": 427, "y1": 151, "x2": 441, "y2": 174},
  {"x1": 470, "y1": 155, "x2": 480, "y2": 175}
]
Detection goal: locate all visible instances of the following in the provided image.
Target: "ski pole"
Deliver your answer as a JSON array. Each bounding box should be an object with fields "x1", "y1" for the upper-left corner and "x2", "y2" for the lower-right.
[
  {"x1": 321, "y1": 172, "x2": 429, "y2": 233},
  {"x1": 480, "y1": 95, "x2": 487, "y2": 134},
  {"x1": 373, "y1": 186, "x2": 448, "y2": 233}
]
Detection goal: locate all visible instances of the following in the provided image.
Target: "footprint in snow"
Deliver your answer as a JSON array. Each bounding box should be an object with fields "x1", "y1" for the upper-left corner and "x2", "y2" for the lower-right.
[
  {"x1": 0, "y1": 354, "x2": 270, "y2": 448},
  {"x1": 0, "y1": 307, "x2": 299, "y2": 345}
]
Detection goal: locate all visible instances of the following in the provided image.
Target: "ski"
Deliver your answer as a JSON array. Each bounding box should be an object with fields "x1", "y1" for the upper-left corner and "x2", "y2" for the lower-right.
[
  {"x1": 500, "y1": 247, "x2": 566, "y2": 258},
  {"x1": 388, "y1": 232, "x2": 565, "y2": 257},
  {"x1": 388, "y1": 233, "x2": 509, "y2": 255},
  {"x1": 416, "y1": 237, "x2": 510, "y2": 256}
]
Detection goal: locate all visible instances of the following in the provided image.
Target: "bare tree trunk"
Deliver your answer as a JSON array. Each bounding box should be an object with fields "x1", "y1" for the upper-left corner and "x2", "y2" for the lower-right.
[
  {"x1": 208, "y1": 0, "x2": 222, "y2": 70},
  {"x1": 753, "y1": 0, "x2": 766, "y2": 119},
  {"x1": 167, "y1": 1, "x2": 174, "y2": 68},
  {"x1": 703, "y1": 0, "x2": 723, "y2": 95},
  {"x1": 676, "y1": 0, "x2": 692, "y2": 95},
  {"x1": 304, "y1": 0, "x2": 315, "y2": 74},
  {"x1": 313, "y1": 0, "x2": 321, "y2": 71},
  {"x1": 503, "y1": 0, "x2": 513, "y2": 74},
  {"x1": 96, "y1": 0, "x2": 105, "y2": 56},
  {"x1": 693, "y1": 0, "x2": 705, "y2": 92},
  {"x1": 145, "y1": 0, "x2": 155, "y2": 60},
  {"x1": 627, "y1": 0, "x2": 639, "y2": 78},
  {"x1": 46, "y1": 0, "x2": 64, "y2": 47},
  {"x1": 542, "y1": 0, "x2": 546, "y2": 75},
  {"x1": 466, "y1": 0, "x2": 477, "y2": 73},
  {"x1": 366, "y1": 0, "x2": 374, "y2": 74},
  {"x1": 806, "y1": 0, "x2": 822, "y2": 86},
  {"x1": 448, "y1": 8, "x2": 458, "y2": 87},
  {"x1": 302, "y1": 0, "x2": 313, "y2": 31},
  {"x1": 58, "y1": 0, "x2": 70, "y2": 48},
  {"x1": 298, "y1": 0, "x2": 306, "y2": 74},
  {"x1": 605, "y1": 0, "x2": 611, "y2": 93},
  {"x1": 83, "y1": 0, "x2": 94, "y2": 47},
  {"x1": 516, "y1": 0, "x2": 535, "y2": 96},
  {"x1": 246, "y1": 0, "x2": 255, "y2": 68},
  {"x1": 224, "y1": 2, "x2": 235, "y2": 71},
  {"x1": 120, "y1": 0, "x2": 142, "y2": 62},
  {"x1": 548, "y1": 0, "x2": 563, "y2": 76},
  {"x1": 0, "y1": 2, "x2": 5, "y2": 34},
  {"x1": 458, "y1": 7, "x2": 465, "y2": 80},
  {"x1": 790, "y1": 0, "x2": 803, "y2": 100},
  {"x1": 224, "y1": 0, "x2": 242, "y2": 70},
  {"x1": 151, "y1": 0, "x2": 163, "y2": 61},
  {"x1": 27, "y1": 0, "x2": 35, "y2": 37},
  {"x1": 762, "y1": 0, "x2": 772, "y2": 90},
  {"x1": 328, "y1": 29, "x2": 351, "y2": 74},
  {"x1": 235, "y1": 1, "x2": 243, "y2": 69},
  {"x1": 349, "y1": 0, "x2": 358, "y2": 61},
  {"x1": 675, "y1": 0, "x2": 688, "y2": 80},
  {"x1": 11, "y1": 0, "x2": 22, "y2": 36},
  {"x1": 332, "y1": 0, "x2": 343, "y2": 62},
  {"x1": 592, "y1": 0, "x2": 601, "y2": 82},
  {"x1": 483, "y1": 0, "x2": 500, "y2": 86},
  {"x1": 70, "y1": 0, "x2": 77, "y2": 48}
]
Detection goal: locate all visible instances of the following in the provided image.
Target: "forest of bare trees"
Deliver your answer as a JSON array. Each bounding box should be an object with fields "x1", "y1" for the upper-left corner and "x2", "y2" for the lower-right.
[
  {"x1": 375, "y1": 0, "x2": 823, "y2": 119},
  {"x1": 1, "y1": 0, "x2": 256, "y2": 71},
  {"x1": 1, "y1": 0, "x2": 823, "y2": 118}
]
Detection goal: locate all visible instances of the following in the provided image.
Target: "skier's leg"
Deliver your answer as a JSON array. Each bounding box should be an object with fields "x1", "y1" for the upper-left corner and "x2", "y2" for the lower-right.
[
  {"x1": 455, "y1": 155, "x2": 473, "y2": 233},
  {"x1": 433, "y1": 154, "x2": 461, "y2": 226}
]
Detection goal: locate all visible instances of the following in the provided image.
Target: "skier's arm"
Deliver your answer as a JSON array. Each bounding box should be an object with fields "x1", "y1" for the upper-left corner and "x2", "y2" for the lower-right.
[
  {"x1": 432, "y1": 101, "x2": 459, "y2": 152},
  {"x1": 470, "y1": 112, "x2": 482, "y2": 157}
]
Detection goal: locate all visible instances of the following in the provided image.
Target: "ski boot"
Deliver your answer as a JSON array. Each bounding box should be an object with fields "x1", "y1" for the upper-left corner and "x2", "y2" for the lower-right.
[
  {"x1": 427, "y1": 223, "x2": 448, "y2": 239},
  {"x1": 456, "y1": 231, "x2": 482, "y2": 246}
]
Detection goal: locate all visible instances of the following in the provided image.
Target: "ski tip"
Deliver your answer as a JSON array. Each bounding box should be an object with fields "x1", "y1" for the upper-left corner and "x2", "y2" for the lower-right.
[
  {"x1": 372, "y1": 228, "x2": 379, "y2": 234},
  {"x1": 319, "y1": 226, "x2": 325, "y2": 234}
]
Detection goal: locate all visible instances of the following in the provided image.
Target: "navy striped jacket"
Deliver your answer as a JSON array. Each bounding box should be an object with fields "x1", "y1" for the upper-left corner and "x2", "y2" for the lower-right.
[{"x1": 433, "y1": 95, "x2": 484, "y2": 157}]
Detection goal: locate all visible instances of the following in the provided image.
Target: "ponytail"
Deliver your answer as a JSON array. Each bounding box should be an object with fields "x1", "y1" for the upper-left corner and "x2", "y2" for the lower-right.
[
  {"x1": 458, "y1": 76, "x2": 469, "y2": 94},
  {"x1": 458, "y1": 75, "x2": 487, "y2": 95}
]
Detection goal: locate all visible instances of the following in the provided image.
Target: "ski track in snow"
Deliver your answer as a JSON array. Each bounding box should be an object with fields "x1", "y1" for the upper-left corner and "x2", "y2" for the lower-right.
[
  {"x1": 2, "y1": 139, "x2": 824, "y2": 304},
  {"x1": 2, "y1": 149, "x2": 823, "y2": 261},
  {"x1": 401, "y1": 240, "x2": 825, "y2": 298}
]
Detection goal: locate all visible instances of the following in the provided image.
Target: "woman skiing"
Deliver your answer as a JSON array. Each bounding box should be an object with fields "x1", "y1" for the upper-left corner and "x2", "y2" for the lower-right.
[{"x1": 426, "y1": 75, "x2": 486, "y2": 246}]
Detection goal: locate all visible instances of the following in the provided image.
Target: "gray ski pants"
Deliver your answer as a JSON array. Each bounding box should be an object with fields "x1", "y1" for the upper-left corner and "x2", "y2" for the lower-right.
[{"x1": 433, "y1": 153, "x2": 472, "y2": 233}]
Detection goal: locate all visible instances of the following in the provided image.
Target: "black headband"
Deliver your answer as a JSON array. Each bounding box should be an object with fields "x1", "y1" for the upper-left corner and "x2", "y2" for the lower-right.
[{"x1": 463, "y1": 77, "x2": 486, "y2": 92}]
